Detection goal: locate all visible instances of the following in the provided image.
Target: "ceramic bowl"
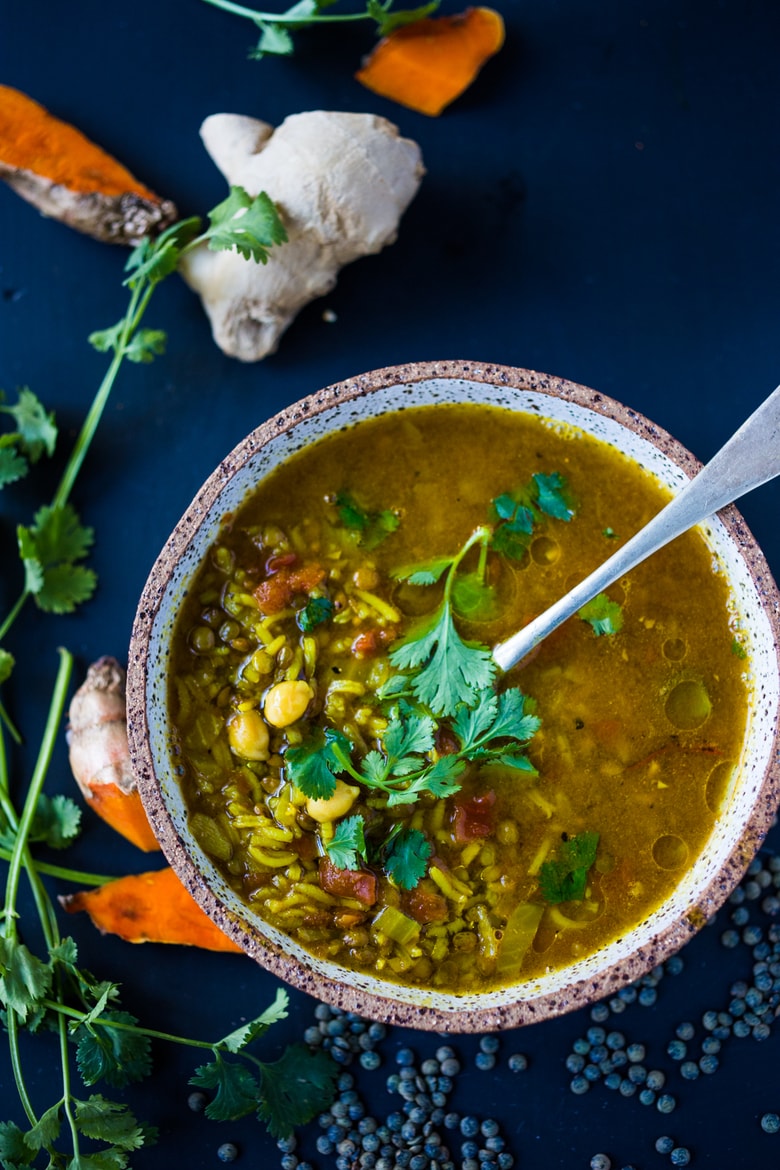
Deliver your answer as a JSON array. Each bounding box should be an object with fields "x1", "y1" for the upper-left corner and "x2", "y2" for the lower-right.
[{"x1": 126, "y1": 361, "x2": 780, "y2": 1032}]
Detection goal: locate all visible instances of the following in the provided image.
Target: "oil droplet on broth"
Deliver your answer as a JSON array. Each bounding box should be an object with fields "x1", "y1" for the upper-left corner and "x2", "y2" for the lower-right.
[{"x1": 665, "y1": 679, "x2": 712, "y2": 729}]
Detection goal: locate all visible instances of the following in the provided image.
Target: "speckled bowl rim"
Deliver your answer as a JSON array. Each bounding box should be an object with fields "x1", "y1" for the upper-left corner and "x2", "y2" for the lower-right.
[{"x1": 127, "y1": 360, "x2": 780, "y2": 1033}]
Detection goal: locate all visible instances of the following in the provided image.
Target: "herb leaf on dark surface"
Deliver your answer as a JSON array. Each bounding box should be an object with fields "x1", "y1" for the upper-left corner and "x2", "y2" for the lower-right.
[{"x1": 257, "y1": 1045, "x2": 339, "y2": 1138}]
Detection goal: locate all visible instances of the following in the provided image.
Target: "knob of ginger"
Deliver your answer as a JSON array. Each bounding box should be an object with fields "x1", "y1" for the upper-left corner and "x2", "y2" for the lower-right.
[{"x1": 67, "y1": 656, "x2": 160, "y2": 852}]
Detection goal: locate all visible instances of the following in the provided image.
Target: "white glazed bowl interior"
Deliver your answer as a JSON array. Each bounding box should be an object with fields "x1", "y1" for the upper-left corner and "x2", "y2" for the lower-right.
[{"x1": 127, "y1": 362, "x2": 780, "y2": 1032}]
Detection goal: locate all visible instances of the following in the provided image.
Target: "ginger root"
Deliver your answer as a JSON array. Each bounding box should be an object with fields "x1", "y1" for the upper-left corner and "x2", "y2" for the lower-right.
[
  {"x1": 355, "y1": 7, "x2": 505, "y2": 117},
  {"x1": 0, "y1": 84, "x2": 177, "y2": 244},
  {"x1": 179, "y1": 110, "x2": 424, "y2": 361},
  {"x1": 67, "y1": 656, "x2": 160, "y2": 852},
  {"x1": 60, "y1": 867, "x2": 244, "y2": 953}
]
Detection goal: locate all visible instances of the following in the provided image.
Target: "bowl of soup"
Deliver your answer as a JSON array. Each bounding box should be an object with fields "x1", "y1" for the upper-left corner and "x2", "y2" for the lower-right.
[{"x1": 126, "y1": 360, "x2": 780, "y2": 1032}]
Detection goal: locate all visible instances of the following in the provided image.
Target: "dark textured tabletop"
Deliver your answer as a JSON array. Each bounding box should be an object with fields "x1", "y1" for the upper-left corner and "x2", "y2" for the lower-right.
[{"x1": 2, "y1": 2, "x2": 780, "y2": 1168}]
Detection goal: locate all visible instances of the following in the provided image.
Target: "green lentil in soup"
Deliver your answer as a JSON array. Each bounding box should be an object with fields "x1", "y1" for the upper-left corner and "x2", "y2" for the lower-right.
[{"x1": 169, "y1": 404, "x2": 748, "y2": 993}]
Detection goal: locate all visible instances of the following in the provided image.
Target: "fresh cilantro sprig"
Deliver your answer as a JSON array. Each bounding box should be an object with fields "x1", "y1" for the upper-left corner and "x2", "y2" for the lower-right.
[
  {"x1": 0, "y1": 187, "x2": 286, "y2": 667},
  {"x1": 202, "y1": 0, "x2": 440, "y2": 59},
  {"x1": 390, "y1": 527, "x2": 497, "y2": 716},
  {"x1": 0, "y1": 388, "x2": 57, "y2": 487}
]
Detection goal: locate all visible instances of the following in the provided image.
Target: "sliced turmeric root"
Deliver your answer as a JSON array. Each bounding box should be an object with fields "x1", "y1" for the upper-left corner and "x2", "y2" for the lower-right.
[
  {"x1": 67, "y1": 657, "x2": 160, "y2": 852},
  {"x1": 355, "y1": 7, "x2": 505, "y2": 117},
  {"x1": 0, "y1": 84, "x2": 177, "y2": 243},
  {"x1": 60, "y1": 867, "x2": 244, "y2": 953}
]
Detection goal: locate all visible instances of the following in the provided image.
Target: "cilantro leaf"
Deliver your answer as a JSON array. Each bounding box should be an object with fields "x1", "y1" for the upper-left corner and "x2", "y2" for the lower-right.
[
  {"x1": 383, "y1": 827, "x2": 431, "y2": 889},
  {"x1": 74, "y1": 1096, "x2": 148, "y2": 1152},
  {"x1": 17, "y1": 503, "x2": 96, "y2": 613},
  {"x1": 0, "y1": 387, "x2": 57, "y2": 463},
  {"x1": 28, "y1": 792, "x2": 81, "y2": 850},
  {"x1": 384, "y1": 754, "x2": 464, "y2": 806},
  {"x1": 0, "y1": 1120, "x2": 36, "y2": 1167},
  {"x1": 382, "y1": 707, "x2": 436, "y2": 771},
  {"x1": 578, "y1": 593, "x2": 624, "y2": 636},
  {"x1": 533, "y1": 471, "x2": 575, "y2": 521},
  {"x1": 75, "y1": 1010, "x2": 153, "y2": 1088},
  {"x1": 285, "y1": 728, "x2": 349, "y2": 799},
  {"x1": 251, "y1": 20, "x2": 296, "y2": 57},
  {"x1": 205, "y1": 187, "x2": 288, "y2": 264},
  {"x1": 191, "y1": 1051, "x2": 260, "y2": 1121},
  {"x1": 296, "y1": 594, "x2": 333, "y2": 632},
  {"x1": 90, "y1": 320, "x2": 167, "y2": 363},
  {"x1": 392, "y1": 555, "x2": 453, "y2": 586},
  {"x1": 453, "y1": 688, "x2": 540, "y2": 755},
  {"x1": 335, "y1": 492, "x2": 399, "y2": 550},
  {"x1": 219, "y1": 988, "x2": 290, "y2": 1054},
  {"x1": 390, "y1": 602, "x2": 496, "y2": 717},
  {"x1": 0, "y1": 939, "x2": 52, "y2": 1022},
  {"x1": 0, "y1": 443, "x2": 29, "y2": 487},
  {"x1": 538, "y1": 831, "x2": 600, "y2": 903},
  {"x1": 19, "y1": 1102, "x2": 61, "y2": 1153},
  {"x1": 123, "y1": 218, "x2": 202, "y2": 287},
  {"x1": 324, "y1": 815, "x2": 367, "y2": 870},
  {"x1": 257, "y1": 1044, "x2": 338, "y2": 1139}
]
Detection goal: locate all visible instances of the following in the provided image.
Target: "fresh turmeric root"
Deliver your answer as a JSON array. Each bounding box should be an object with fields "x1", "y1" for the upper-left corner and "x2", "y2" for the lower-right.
[
  {"x1": 355, "y1": 7, "x2": 505, "y2": 117},
  {"x1": 0, "y1": 84, "x2": 177, "y2": 243},
  {"x1": 67, "y1": 657, "x2": 160, "y2": 852},
  {"x1": 60, "y1": 867, "x2": 244, "y2": 953}
]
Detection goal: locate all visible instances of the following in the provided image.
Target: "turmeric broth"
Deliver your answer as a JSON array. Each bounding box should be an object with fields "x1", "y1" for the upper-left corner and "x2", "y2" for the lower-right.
[{"x1": 169, "y1": 404, "x2": 748, "y2": 993}]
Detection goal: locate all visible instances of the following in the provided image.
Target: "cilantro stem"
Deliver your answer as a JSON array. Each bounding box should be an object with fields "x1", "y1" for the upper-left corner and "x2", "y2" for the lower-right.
[
  {"x1": 0, "y1": 589, "x2": 27, "y2": 644},
  {"x1": 3, "y1": 649, "x2": 73, "y2": 929},
  {"x1": 443, "y1": 526, "x2": 492, "y2": 605},
  {"x1": 203, "y1": 0, "x2": 386, "y2": 26},
  {"x1": 0, "y1": 847, "x2": 114, "y2": 886},
  {"x1": 53, "y1": 281, "x2": 152, "y2": 511},
  {"x1": 0, "y1": 698, "x2": 22, "y2": 746},
  {"x1": 43, "y1": 997, "x2": 231, "y2": 1052}
]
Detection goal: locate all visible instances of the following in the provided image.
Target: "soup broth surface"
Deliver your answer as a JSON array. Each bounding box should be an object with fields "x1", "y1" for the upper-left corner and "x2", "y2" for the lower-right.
[{"x1": 169, "y1": 404, "x2": 748, "y2": 993}]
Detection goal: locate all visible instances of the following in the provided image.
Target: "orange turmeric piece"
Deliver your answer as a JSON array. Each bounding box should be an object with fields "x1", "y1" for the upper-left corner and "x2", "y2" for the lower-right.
[
  {"x1": 60, "y1": 866, "x2": 244, "y2": 953},
  {"x1": 67, "y1": 657, "x2": 161, "y2": 852},
  {"x1": 0, "y1": 84, "x2": 177, "y2": 243},
  {"x1": 355, "y1": 7, "x2": 505, "y2": 117}
]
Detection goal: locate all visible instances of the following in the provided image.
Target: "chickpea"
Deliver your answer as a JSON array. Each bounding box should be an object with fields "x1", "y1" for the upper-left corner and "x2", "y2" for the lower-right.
[
  {"x1": 306, "y1": 779, "x2": 360, "y2": 823},
  {"x1": 227, "y1": 709, "x2": 270, "y2": 761},
  {"x1": 263, "y1": 679, "x2": 314, "y2": 728}
]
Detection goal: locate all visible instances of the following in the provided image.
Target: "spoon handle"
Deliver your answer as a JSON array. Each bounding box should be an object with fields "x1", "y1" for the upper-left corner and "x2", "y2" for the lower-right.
[{"x1": 493, "y1": 383, "x2": 780, "y2": 673}]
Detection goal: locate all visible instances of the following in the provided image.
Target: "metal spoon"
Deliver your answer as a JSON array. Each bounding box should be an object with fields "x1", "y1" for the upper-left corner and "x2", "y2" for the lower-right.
[{"x1": 493, "y1": 383, "x2": 780, "y2": 673}]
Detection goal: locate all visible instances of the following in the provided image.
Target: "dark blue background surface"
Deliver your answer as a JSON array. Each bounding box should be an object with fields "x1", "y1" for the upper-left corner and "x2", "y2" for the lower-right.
[{"x1": 2, "y1": 1, "x2": 780, "y2": 1167}]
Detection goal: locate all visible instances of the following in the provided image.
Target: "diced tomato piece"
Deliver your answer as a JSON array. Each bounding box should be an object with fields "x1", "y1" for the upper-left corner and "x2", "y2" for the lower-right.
[
  {"x1": 351, "y1": 626, "x2": 398, "y2": 658},
  {"x1": 319, "y1": 857, "x2": 378, "y2": 906},
  {"x1": 254, "y1": 563, "x2": 326, "y2": 614},
  {"x1": 404, "y1": 884, "x2": 448, "y2": 924},
  {"x1": 451, "y1": 790, "x2": 496, "y2": 844}
]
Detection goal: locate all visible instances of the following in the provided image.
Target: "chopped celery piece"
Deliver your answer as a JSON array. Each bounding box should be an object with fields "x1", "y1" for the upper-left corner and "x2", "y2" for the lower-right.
[
  {"x1": 372, "y1": 904, "x2": 420, "y2": 946},
  {"x1": 495, "y1": 903, "x2": 543, "y2": 975}
]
